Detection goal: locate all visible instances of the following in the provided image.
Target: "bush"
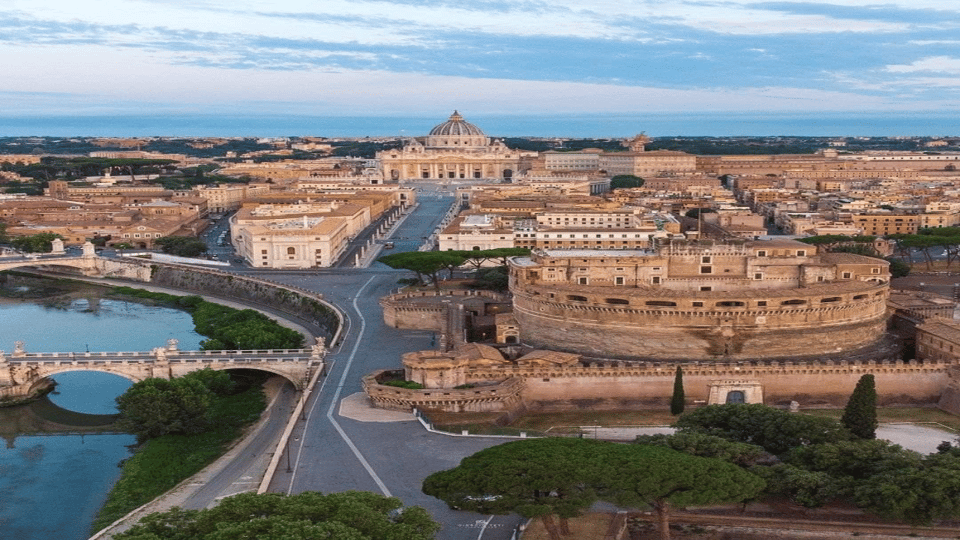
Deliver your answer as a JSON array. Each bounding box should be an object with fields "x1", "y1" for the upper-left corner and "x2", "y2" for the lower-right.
[
  {"x1": 382, "y1": 380, "x2": 425, "y2": 390},
  {"x1": 674, "y1": 404, "x2": 850, "y2": 455}
]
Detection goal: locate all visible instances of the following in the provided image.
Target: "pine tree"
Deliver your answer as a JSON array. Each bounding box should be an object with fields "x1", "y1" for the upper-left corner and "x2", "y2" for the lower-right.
[
  {"x1": 841, "y1": 374, "x2": 878, "y2": 439},
  {"x1": 670, "y1": 366, "x2": 685, "y2": 415}
]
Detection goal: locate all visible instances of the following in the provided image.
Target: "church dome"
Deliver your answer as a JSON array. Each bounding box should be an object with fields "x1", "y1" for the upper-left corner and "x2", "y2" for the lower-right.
[
  {"x1": 429, "y1": 111, "x2": 485, "y2": 137},
  {"x1": 426, "y1": 111, "x2": 490, "y2": 148}
]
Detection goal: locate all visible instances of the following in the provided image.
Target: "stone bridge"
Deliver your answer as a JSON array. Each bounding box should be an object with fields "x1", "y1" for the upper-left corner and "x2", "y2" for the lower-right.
[
  {"x1": 0, "y1": 338, "x2": 328, "y2": 403},
  {"x1": 0, "y1": 242, "x2": 153, "y2": 281}
]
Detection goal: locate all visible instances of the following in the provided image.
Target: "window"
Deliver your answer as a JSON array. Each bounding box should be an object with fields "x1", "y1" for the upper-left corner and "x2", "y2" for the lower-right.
[
  {"x1": 797, "y1": 250, "x2": 806, "y2": 256},
  {"x1": 757, "y1": 301, "x2": 767, "y2": 306},
  {"x1": 652, "y1": 276, "x2": 661, "y2": 284},
  {"x1": 821, "y1": 297, "x2": 841, "y2": 303},
  {"x1": 567, "y1": 295, "x2": 588, "y2": 302},
  {"x1": 606, "y1": 298, "x2": 629, "y2": 305},
  {"x1": 702, "y1": 256, "x2": 712, "y2": 264},
  {"x1": 700, "y1": 266, "x2": 712, "y2": 274},
  {"x1": 700, "y1": 286, "x2": 712, "y2": 292},
  {"x1": 287, "y1": 247, "x2": 296, "y2": 255},
  {"x1": 754, "y1": 273, "x2": 763, "y2": 280},
  {"x1": 716, "y1": 301, "x2": 745, "y2": 307},
  {"x1": 781, "y1": 299, "x2": 806, "y2": 305},
  {"x1": 578, "y1": 277, "x2": 588, "y2": 285},
  {"x1": 872, "y1": 267, "x2": 880, "y2": 274},
  {"x1": 615, "y1": 276, "x2": 625, "y2": 285},
  {"x1": 757, "y1": 250, "x2": 767, "y2": 257},
  {"x1": 261, "y1": 250, "x2": 267, "y2": 254},
  {"x1": 692, "y1": 301, "x2": 704, "y2": 307},
  {"x1": 842, "y1": 272, "x2": 852, "y2": 279}
]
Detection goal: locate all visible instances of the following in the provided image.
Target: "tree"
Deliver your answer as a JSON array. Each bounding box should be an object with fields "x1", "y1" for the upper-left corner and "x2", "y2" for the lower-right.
[
  {"x1": 600, "y1": 444, "x2": 765, "y2": 540},
  {"x1": 674, "y1": 403, "x2": 850, "y2": 455},
  {"x1": 886, "y1": 256, "x2": 910, "y2": 278},
  {"x1": 670, "y1": 366, "x2": 685, "y2": 415},
  {"x1": 841, "y1": 374, "x2": 878, "y2": 439},
  {"x1": 154, "y1": 236, "x2": 208, "y2": 257},
  {"x1": 10, "y1": 232, "x2": 62, "y2": 253},
  {"x1": 115, "y1": 369, "x2": 233, "y2": 443},
  {"x1": 423, "y1": 438, "x2": 765, "y2": 540},
  {"x1": 423, "y1": 438, "x2": 599, "y2": 539},
  {"x1": 633, "y1": 432, "x2": 771, "y2": 467},
  {"x1": 113, "y1": 491, "x2": 439, "y2": 540},
  {"x1": 378, "y1": 251, "x2": 467, "y2": 292},
  {"x1": 609, "y1": 175, "x2": 644, "y2": 189}
]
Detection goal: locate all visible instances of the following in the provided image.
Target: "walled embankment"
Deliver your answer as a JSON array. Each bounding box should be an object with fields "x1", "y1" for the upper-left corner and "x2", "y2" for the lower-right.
[{"x1": 151, "y1": 265, "x2": 341, "y2": 343}]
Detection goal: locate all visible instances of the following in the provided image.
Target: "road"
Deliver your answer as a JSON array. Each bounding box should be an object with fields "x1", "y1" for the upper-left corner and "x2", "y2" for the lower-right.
[
  {"x1": 237, "y1": 194, "x2": 523, "y2": 539},
  {"x1": 182, "y1": 382, "x2": 299, "y2": 510}
]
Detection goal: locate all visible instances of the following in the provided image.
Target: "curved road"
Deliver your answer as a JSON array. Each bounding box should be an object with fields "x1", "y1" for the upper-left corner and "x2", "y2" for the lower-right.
[{"x1": 248, "y1": 195, "x2": 523, "y2": 540}]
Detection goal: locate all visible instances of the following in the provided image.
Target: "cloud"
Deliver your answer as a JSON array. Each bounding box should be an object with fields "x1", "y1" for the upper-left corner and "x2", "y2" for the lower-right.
[
  {"x1": 4, "y1": 0, "x2": 960, "y2": 116},
  {"x1": 886, "y1": 56, "x2": 960, "y2": 74}
]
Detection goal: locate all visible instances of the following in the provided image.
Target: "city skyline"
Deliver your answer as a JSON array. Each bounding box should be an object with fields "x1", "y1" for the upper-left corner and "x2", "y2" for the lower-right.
[{"x1": 3, "y1": 0, "x2": 960, "y2": 126}]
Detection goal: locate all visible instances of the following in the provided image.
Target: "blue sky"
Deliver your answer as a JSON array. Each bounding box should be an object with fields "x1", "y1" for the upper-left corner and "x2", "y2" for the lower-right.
[{"x1": 3, "y1": 0, "x2": 960, "y2": 119}]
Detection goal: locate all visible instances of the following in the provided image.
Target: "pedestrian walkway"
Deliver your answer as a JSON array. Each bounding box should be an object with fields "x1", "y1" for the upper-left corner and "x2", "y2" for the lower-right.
[{"x1": 339, "y1": 392, "x2": 416, "y2": 422}]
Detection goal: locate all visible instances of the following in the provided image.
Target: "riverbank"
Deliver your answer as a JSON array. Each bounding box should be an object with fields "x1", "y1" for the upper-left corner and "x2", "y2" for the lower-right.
[
  {"x1": 0, "y1": 272, "x2": 332, "y2": 538},
  {"x1": 89, "y1": 375, "x2": 292, "y2": 539}
]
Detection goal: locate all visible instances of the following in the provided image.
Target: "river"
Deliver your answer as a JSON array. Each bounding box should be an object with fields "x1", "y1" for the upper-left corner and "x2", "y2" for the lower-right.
[{"x1": 0, "y1": 283, "x2": 203, "y2": 540}]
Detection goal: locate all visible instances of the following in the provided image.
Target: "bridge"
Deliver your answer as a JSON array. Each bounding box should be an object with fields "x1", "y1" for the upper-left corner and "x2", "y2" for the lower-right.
[
  {"x1": 0, "y1": 338, "x2": 327, "y2": 403},
  {"x1": 0, "y1": 242, "x2": 153, "y2": 281}
]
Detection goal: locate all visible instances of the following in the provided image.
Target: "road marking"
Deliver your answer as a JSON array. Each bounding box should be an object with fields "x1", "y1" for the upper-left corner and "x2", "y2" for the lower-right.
[
  {"x1": 477, "y1": 515, "x2": 495, "y2": 539},
  {"x1": 323, "y1": 276, "x2": 393, "y2": 496}
]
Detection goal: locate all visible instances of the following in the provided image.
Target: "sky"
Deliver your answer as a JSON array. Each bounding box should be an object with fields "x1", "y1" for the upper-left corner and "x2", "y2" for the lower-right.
[{"x1": 2, "y1": 0, "x2": 960, "y2": 125}]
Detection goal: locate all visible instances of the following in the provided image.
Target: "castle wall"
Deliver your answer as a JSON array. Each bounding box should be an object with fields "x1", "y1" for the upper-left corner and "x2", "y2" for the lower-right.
[
  {"x1": 364, "y1": 357, "x2": 948, "y2": 414},
  {"x1": 512, "y1": 283, "x2": 889, "y2": 359},
  {"x1": 380, "y1": 290, "x2": 510, "y2": 330},
  {"x1": 520, "y1": 363, "x2": 946, "y2": 409}
]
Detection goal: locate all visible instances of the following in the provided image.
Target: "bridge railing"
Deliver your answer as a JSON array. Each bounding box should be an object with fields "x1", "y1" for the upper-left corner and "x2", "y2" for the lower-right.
[{"x1": 9, "y1": 349, "x2": 316, "y2": 363}]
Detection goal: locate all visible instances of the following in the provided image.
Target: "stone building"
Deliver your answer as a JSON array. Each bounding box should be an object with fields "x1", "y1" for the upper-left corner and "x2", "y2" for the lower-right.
[
  {"x1": 378, "y1": 112, "x2": 529, "y2": 182},
  {"x1": 507, "y1": 239, "x2": 891, "y2": 360}
]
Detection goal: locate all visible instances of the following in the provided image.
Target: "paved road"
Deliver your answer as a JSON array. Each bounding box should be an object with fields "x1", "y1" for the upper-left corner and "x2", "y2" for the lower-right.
[
  {"x1": 183, "y1": 382, "x2": 299, "y2": 509},
  {"x1": 241, "y1": 195, "x2": 523, "y2": 540}
]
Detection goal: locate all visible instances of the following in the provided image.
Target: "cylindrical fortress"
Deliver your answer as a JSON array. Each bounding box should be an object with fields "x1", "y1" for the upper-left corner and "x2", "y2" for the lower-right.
[{"x1": 508, "y1": 241, "x2": 891, "y2": 360}]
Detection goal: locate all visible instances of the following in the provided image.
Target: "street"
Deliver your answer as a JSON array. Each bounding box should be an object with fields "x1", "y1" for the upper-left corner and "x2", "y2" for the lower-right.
[{"x1": 245, "y1": 193, "x2": 523, "y2": 539}]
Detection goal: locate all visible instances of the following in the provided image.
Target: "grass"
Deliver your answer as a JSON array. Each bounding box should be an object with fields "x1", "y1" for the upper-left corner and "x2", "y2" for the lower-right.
[
  {"x1": 430, "y1": 409, "x2": 680, "y2": 436},
  {"x1": 802, "y1": 407, "x2": 960, "y2": 432},
  {"x1": 431, "y1": 407, "x2": 960, "y2": 437},
  {"x1": 89, "y1": 382, "x2": 266, "y2": 534}
]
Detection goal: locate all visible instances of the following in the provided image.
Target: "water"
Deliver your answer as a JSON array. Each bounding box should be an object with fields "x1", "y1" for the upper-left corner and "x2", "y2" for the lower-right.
[
  {"x1": 0, "y1": 112, "x2": 956, "y2": 138},
  {"x1": 0, "y1": 294, "x2": 204, "y2": 540}
]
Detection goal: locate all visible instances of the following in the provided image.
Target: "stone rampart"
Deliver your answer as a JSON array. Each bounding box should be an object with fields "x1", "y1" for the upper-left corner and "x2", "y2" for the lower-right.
[
  {"x1": 512, "y1": 280, "x2": 889, "y2": 360},
  {"x1": 365, "y1": 356, "x2": 948, "y2": 413},
  {"x1": 363, "y1": 370, "x2": 524, "y2": 413},
  {"x1": 512, "y1": 358, "x2": 947, "y2": 410},
  {"x1": 380, "y1": 289, "x2": 510, "y2": 330}
]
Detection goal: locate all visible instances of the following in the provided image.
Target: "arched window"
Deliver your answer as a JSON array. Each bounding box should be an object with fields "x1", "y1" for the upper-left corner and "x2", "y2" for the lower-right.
[
  {"x1": 725, "y1": 391, "x2": 746, "y2": 404},
  {"x1": 287, "y1": 247, "x2": 296, "y2": 255}
]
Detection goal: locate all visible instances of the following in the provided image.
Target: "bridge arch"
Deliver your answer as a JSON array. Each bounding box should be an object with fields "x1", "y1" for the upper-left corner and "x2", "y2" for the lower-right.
[
  {"x1": 35, "y1": 365, "x2": 146, "y2": 384},
  {"x1": 203, "y1": 365, "x2": 303, "y2": 388}
]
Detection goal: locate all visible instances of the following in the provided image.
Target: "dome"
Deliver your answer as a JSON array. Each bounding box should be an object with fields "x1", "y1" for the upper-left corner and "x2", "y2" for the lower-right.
[
  {"x1": 425, "y1": 111, "x2": 490, "y2": 148},
  {"x1": 429, "y1": 111, "x2": 485, "y2": 137}
]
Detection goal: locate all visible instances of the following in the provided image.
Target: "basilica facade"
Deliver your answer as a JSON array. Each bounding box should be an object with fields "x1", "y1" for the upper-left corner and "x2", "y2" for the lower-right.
[{"x1": 378, "y1": 112, "x2": 528, "y2": 182}]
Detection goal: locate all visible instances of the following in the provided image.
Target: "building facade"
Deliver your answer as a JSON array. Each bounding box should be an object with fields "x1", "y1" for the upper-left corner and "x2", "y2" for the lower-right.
[{"x1": 378, "y1": 112, "x2": 528, "y2": 181}]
